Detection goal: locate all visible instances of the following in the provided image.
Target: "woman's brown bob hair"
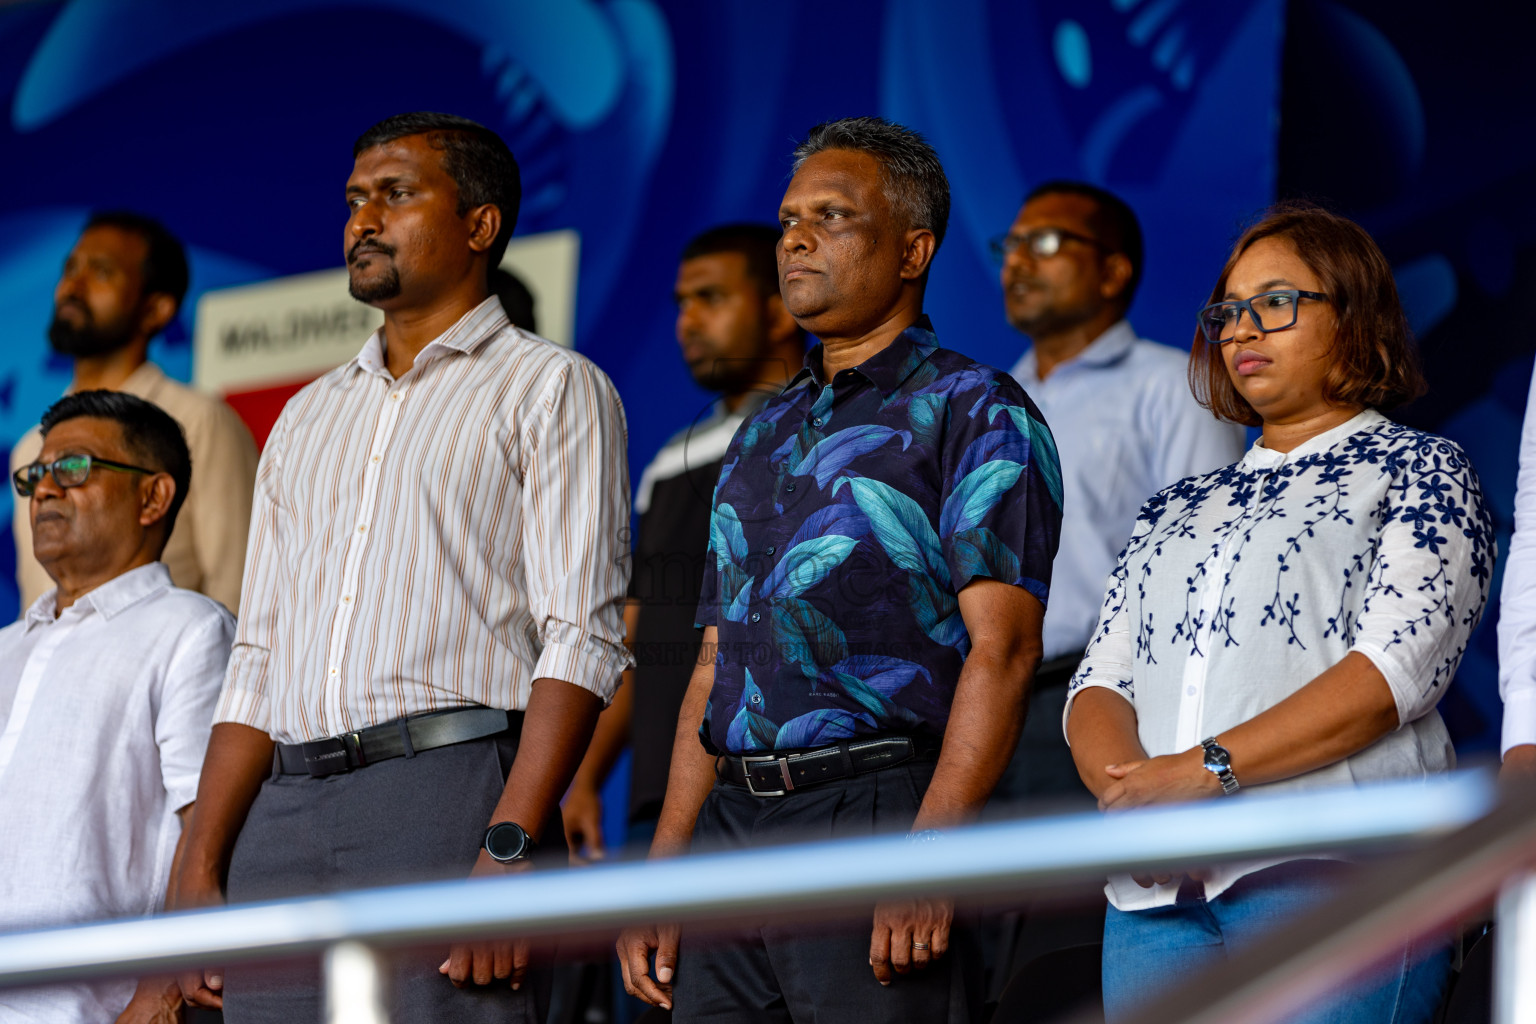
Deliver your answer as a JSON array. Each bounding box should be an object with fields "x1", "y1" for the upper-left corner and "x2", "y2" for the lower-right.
[{"x1": 1188, "y1": 202, "x2": 1427, "y2": 427}]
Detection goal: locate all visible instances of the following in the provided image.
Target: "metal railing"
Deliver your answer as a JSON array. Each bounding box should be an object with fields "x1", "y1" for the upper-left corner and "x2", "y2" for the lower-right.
[{"x1": 0, "y1": 770, "x2": 1527, "y2": 1024}]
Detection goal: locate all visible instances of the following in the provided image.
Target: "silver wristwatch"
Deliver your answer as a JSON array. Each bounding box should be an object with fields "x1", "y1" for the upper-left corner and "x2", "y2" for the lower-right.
[{"x1": 1200, "y1": 737, "x2": 1239, "y2": 795}]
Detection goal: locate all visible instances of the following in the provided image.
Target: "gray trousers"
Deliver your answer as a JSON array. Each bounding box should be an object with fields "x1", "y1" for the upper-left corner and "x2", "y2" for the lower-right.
[{"x1": 221, "y1": 732, "x2": 554, "y2": 1023}]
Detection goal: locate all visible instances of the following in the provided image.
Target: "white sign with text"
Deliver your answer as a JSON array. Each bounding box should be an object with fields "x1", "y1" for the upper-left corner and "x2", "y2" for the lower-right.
[{"x1": 193, "y1": 229, "x2": 579, "y2": 394}]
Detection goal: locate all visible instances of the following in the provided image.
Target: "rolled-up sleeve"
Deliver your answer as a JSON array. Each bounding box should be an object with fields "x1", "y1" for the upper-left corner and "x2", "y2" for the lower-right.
[
  {"x1": 1350, "y1": 438, "x2": 1495, "y2": 727},
  {"x1": 520, "y1": 359, "x2": 634, "y2": 702}
]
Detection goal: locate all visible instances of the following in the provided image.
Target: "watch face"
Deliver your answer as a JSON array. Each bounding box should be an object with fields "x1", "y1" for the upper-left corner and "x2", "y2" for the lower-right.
[
  {"x1": 486, "y1": 822, "x2": 529, "y2": 862},
  {"x1": 1206, "y1": 746, "x2": 1231, "y2": 769}
]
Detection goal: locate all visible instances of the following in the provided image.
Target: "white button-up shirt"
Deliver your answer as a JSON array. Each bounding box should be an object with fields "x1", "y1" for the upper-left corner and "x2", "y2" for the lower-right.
[
  {"x1": 1498, "y1": 363, "x2": 1536, "y2": 756},
  {"x1": 214, "y1": 298, "x2": 633, "y2": 744},
  {"x1": 0, "y1": 563, "x2": 233, "y2": 1022},
  {"x1": 1066, "y1": 409, "x2": 1494, "y2": 910},
  {"x1": 1010, "y1": 321, "x2": 1247, "y2": 660}
]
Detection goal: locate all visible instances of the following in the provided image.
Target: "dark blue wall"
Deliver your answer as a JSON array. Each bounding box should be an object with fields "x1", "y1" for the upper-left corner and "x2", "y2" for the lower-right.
[
  {"x1": 1278, "y1": 0, "x2": 1536, "y2": 759},
  {"x1": 0, "y1": 0, "x2": 1287, "y2": 841},
  {"x1": 1, "y1": 0, "x2": 1519, "y2": 834},
  {"x1": 0, "y1": 0, "x2": 1283, "y2": 600}
]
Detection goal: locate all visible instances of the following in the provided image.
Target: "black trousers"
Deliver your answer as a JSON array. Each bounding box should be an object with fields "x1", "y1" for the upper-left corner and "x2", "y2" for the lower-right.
[
  {"x1": 221, "y1": 732, "x2": 554, "y2": 1023},
  {"x1": 981, "y1": 659, "x2": 1105, "y2": 1013},
  {"x1": 671, "y1": 761, "x2": 981, "y2": 1024}
]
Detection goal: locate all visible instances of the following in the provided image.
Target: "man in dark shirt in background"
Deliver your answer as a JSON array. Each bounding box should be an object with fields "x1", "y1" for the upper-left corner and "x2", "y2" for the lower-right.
[{"x1": 563, "y1": 224, "x2": 805, "y2": 857}]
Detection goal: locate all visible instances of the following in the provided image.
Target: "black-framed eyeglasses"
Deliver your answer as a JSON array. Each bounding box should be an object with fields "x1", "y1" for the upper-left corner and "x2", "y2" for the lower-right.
[
  {"x1": 13, "y1": 454, "x2": 157, "y2": 498},
  {"x1": 988, "y1": 227, "x2": 1109, "y2": 265},
  {"x1": 1197, "y1": 289, "x2": 1329, "y2": 344}
]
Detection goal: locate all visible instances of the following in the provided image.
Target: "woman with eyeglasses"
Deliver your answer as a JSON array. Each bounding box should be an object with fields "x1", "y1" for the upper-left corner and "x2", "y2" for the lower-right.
[{"x1": 1063, "y1": 203, "x2": 1494, "y2": 1023}]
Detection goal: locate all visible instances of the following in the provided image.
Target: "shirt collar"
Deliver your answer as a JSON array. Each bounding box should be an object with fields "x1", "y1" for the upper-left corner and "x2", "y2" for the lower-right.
[
  {"x1": 25, "y1": 562, "x2": 174, "y2": 629},
  {"x1": 65, "y1": 361, "x2": 166, "y2": 398},
  {"x1": 790, "y1": 316, "x2": 940, "y2": 398},
  {"x1": 1241, "y1": 408, "x2": 1389, "y2": 470},
  {"x1": 352, "y1": 295, "x2": 510, "y2": 378},
  {"x1": 1015, "y1": 319, "x2": 1138, "y2": 383},
  {"x1": 119, "y1": 361, "x2": 168, "y2": 393}
]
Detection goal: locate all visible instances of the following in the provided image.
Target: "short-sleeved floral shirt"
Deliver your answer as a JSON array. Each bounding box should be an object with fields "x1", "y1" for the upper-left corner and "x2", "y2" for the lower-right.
[{"x1": 697, "y1": 319, "x2": 1063, "y2": 754}]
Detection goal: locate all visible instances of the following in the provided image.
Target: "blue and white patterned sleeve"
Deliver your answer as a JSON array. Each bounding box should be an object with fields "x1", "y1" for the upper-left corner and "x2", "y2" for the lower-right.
[
  {"x1": 1350, "y1": 436, "x2": 1495, "y2": 726},
  {"x1": 1061, "y1": 506, "x2": 1158, "y2": 739}
]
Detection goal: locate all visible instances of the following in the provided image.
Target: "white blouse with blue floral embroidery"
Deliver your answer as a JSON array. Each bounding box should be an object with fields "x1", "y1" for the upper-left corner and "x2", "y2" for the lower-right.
[{"x1": 1065, "y1": 409, "x2": 1494, "y2": 911}]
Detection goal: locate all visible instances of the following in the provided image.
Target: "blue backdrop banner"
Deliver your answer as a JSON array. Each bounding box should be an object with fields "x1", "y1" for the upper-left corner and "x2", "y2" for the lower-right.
[{"x1": 0, "y1": 0, "x2": 1289, "y2": 830}]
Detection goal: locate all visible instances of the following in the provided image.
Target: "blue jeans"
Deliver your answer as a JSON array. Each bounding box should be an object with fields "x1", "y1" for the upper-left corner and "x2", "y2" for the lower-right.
[{"x1": 1102, "y1": 860, "x2": 1451, "y2": 1024}]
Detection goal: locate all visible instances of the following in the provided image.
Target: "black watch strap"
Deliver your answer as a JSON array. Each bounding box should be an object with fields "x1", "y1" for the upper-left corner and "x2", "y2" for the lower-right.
[{"x1": 483, "y1": 821, "x2": 537, "y2": 863}]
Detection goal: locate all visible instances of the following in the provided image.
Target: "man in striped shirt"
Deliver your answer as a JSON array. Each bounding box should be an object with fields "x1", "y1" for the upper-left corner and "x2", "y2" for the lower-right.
[{"x1": 174, "y1": 112, "x2": 632, "y2": 1023}]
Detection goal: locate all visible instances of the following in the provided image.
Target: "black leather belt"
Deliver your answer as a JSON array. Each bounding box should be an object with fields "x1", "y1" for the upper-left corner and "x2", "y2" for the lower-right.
[
  {"x1": 717, "y1": 736, "x2": 938, "y2": 797},
  {"x1": 275, "y1": 706, "x2": 519, "y2": 777}
]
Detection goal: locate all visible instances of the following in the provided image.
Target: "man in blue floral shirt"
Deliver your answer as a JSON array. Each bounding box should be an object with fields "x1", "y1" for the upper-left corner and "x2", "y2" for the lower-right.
[{"x1": 618, "y1": 117, "x2": 1062, "y2": 1024}]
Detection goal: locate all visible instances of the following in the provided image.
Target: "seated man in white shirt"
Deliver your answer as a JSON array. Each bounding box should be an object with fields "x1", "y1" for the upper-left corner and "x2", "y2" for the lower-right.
[
  {"x1": 0, "y1": 390, "x2": 235, "y2": 1023},
  {"x1": 992, "y1": 181, "x2": 1247, "y2": 805}
]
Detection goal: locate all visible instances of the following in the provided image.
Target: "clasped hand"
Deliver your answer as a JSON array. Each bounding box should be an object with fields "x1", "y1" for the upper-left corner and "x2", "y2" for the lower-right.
[
  {"x1": 1099, "y1": 749, "x2": 1221, "y2": 888},
  {"x1": 114, "y1": 977, "x2": 184, "y2": 1024}
]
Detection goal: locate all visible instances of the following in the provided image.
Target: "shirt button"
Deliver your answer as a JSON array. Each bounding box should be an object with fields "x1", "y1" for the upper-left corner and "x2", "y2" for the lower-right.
[
  {"x1": 1186, "y1": 685, "x2": 1197, "y2": 696},
  {"x1": 750, "y1": 611, "x2": 761, "y2": 623},
  {"x1": 357, "y1": 524, "x2": 367, "y2": 534},
  {"x1": 786, "y1": 483, "x2": 796, "y2": 492},
  {"x1": 751, "y1": 693, "x2": 762, "y2": 704},
  {"x1": 390, "y1": 393, "x2": 401, "y2": 402},
  {"x1": 371, "y1": 455, "x2": 381, "y2": 464},
  {"x1": 766, "y1": 545, "x2": 776, "y2": 555},
  {"x1": 342, "y1": 595, "x2": 352, "y2": 603},
  {"x1": 812, "y1": 417, "x2": 822, "y2": 427},
  {"x1": 329, "y1": 667, "x2": 338, "y2": 676}
]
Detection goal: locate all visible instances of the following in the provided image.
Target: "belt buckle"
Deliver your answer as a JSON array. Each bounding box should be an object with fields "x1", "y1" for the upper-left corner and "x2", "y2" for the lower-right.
[
  {"x1": 345, "y1": 731, "x2": 366, "y2": 768},
  {"x1": 301, "y1": 736, "x2": 352, "y2": 777},
  {"x1": 741, "y1": 754, "x2": 793, "y2": 797}
]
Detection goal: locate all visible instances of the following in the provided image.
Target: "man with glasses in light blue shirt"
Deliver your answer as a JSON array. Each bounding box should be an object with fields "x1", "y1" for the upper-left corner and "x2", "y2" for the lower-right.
[{"x1": 992, "y1": 182, "x2": 1246, "y2": 806}]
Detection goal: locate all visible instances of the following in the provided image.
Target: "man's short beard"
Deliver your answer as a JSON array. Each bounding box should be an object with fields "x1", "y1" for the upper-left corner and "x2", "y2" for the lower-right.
[
  {"x1": 1007, "y1": 303, "x2": 1099, "y2": 340},
  {"x1": 47, "y1": 314, "x2": 137, "y2": 357},
  {"x1": 348, "y1": 265, "x2": 402, "y2": 304}
]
